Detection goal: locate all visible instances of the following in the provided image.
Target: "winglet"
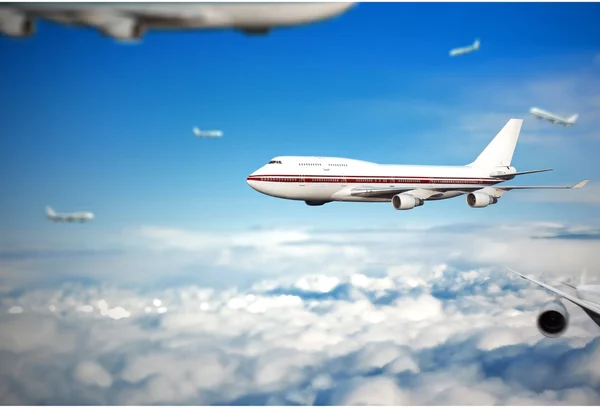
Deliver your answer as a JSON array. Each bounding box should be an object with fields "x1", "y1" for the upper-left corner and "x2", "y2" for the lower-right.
[{"x1": 572, "y1": 179, "x2": 589, "y2": 189}]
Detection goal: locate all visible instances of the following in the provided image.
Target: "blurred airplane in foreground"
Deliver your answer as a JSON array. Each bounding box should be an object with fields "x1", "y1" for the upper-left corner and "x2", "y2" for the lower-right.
[
  {"x1": 529, "y1": 107, "x2": 578, "y2": 127},
  {"x1": 508, "y1": 268, "x2": 600, "y2": 338},
  {"x1": 449, "y1": 38, "x2": 480, "y2": 57},
  {"x1": 46, "y1": 206, "x2": 94, "y2": 222},
  {"x1": 0, "y1": 2, "x2": 355, "y2": 41},
  {"x1": 193, "y1": 127, "x2": 223, "y2": 138}
]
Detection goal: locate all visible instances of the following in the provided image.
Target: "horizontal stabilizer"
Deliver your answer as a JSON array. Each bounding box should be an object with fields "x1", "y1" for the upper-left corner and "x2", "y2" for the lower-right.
[{"x1": 491, "y1": 168, "x2": 553, "y2": 179}]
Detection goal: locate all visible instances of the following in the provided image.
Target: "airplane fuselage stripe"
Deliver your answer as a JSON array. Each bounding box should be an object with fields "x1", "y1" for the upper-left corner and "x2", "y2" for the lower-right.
[{"x1": 246, "y1": 175, "x2": 500, "y2": 185}]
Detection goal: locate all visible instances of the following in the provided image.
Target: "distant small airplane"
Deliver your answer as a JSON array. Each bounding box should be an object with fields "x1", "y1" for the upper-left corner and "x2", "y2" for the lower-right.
[
  {"x1": 246, "y1": 118, "x2": 589, "y2": 211},
  {"x1": 508, "y1": 268, "x2": 600, "y2": 338},
  {"x1": 193, "y1": 128, "x2": 223, "y2": 138},
  {"x1": 46, "y1": 206, "x2": 94, "y2": 223},
  {"x1": 529, "y1": 107, "x2": 578, "y2": 127},
  {"x1": 449, "y1": 38, "x2": 480, "y2": 57},
  {"x1": 0, "y1": 2, "x2": 355, "y2": 41}
]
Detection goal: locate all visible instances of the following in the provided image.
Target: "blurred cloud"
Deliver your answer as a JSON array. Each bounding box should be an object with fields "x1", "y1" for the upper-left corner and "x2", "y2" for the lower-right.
[
  {"x1": 1, "y1": 220, "x2": 600, "y2": 404},
  {"x1": 2, "y1": 221, "x2": 600, "y2": 290},
  {"x1": 1, "y1": 259, "x2": 599, "y2": 404}
]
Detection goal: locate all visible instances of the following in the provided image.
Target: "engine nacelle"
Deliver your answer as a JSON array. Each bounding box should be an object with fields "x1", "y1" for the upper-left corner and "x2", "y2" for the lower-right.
[
  {"x1": 391, "y1": 194, "x2": 423, "y2": 210},
  {"x1": 0, "y1": 10, "x2": 35, "y2": 37},
  {"x1": 305, "y1": 200, "x2": 329, "y2": 206},
  {"x1": 240, "y1": 27, "x2": 271, "y2": 36},
  {"x1": 99, "y1": 19, "x2": 145, "y2": 40},
  {"x1": 537, "y1": 301, "x2": 569, "y2": 338},
  {"x1": 466, "y1": 192, "x2": 498, "y2": 208}
]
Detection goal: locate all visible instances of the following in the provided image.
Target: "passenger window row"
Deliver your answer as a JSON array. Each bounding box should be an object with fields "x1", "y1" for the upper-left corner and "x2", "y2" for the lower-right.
[{"x1": 257, "y1": 177, "x2": 483, "y2": 184}]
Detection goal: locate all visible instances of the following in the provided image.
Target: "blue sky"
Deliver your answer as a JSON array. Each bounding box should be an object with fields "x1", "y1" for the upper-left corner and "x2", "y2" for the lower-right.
[
  {"x1": 1, "y1": 1, "x2": 599, "y2": 235},
  {"x1": 2, "y1": 3, "x2": 600, "y2": 405}
]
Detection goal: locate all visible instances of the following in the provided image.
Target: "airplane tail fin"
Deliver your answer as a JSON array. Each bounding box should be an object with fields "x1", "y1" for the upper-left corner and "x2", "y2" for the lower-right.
[
  {"x1": 567, "y1": 114, "x2": 578, "y2": 124},
  {"x1": 46, "y1": 206, "x2": 55, "y2": 217},
  {"x1": 468, "y1": 118, "x2": 523, "y2": 168}
]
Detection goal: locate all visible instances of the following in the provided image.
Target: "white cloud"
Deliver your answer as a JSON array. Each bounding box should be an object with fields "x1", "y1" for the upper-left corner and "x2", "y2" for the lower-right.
[
  {"x1": 1, "y1": 222, "x2": 600, "y2": 404},
  {"x1": 2, "y1": 222, "x2": 600, "y2": 289},
  {"x1": 1, "y1": 250, "x2": 600, "y2": 404},
  {"x1": 330, "y1": 376, "x2": 408, "y2": 405},
  {"x1": 74, "y1": 361, "x2": 113, "y2": 388}
]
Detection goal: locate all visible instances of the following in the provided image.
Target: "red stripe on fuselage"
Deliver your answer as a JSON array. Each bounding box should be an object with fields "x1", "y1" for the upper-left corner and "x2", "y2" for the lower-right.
[
  {"x1": 249, "y1": 174, "x2": 494, "y2": 180},
  {"x1": 246, "y1": 175, "x2": 499, "y2": 185}
]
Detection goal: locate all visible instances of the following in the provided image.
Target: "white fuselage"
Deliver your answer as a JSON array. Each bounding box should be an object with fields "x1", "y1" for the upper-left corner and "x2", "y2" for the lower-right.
[
  {"x1": 449, "y1": 40, "x2": 479, "y2": 56},
  {"x1": 48, "y1": 212, "x2": 94, "y2": 222},
  {"x1": 529, "y1": 107, "x2": 575, "y2": 125},
  {"x1": 193, "y1": 128, "x2": 223, "y2": 138},
  {"x1": 247, "y1": 156, "x2": 505, "y2": 203},
  {"x1": 2, "y1": 3, "x2": 355, "y2": 33}
]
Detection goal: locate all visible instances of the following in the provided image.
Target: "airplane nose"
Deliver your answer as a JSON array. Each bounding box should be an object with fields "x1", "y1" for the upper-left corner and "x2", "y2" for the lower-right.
[
  {"x1": 248, "y1": 170, "x2": 269, "y2": 194},
  {"x1": 247, "y1": 175, "x2": 258, "y2": 190}
]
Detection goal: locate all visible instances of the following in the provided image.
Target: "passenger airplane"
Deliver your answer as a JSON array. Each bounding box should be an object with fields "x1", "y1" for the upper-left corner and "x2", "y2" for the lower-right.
[
  {"x1": 0, "y1": 2, "x2": 355, "y2": 41},
  {"x1": 193, "y1": 128, "x2": 223, "y2": 138},
  {"x1": 449, "y1": 38, "x2": 480, "y2": 57},
  {"x1": 529, "y1": 107, "x2": 578, "y2": 127},
  {"x1": 46, "y1": 206, "x2": 94, "y2": 223},
  {"x1": 508, "y1": 268, "x2": 600, "y2": 337},
  {"x1": 246, "y1": 118, "x2": 589, "y2": 210}
]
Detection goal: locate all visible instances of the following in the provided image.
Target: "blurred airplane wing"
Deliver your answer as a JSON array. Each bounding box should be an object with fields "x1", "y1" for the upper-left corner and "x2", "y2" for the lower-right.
[{"x1": 507, "y1": 268, "x2": 600, "y2": 315}]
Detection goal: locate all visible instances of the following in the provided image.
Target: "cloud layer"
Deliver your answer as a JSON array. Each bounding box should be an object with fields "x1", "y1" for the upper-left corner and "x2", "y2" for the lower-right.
[{"x1": 1, "y1": 221, "x2": 600, "y2": 405}]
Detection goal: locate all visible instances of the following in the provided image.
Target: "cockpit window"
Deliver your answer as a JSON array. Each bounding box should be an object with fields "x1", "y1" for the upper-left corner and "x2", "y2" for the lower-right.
[{"x1": 268, "y1": 160, "x2": 282, "y2": 164}]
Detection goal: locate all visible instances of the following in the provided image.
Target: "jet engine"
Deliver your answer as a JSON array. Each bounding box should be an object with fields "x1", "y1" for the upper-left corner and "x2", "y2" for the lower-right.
[
  {"x1": 466, "y1": 192, "x2": 498, "y2": 208},
  {"x1": 305, "y1": 200, "x2": 329, "y2": 206},
  {"x1": 391, "y1": 194, "x2": 423, "y2": 210},
  {"x1": 0, "y1": 9, "x2": 35, "y2": 37},
  {"x1": 98, "y1": 19, "x2": 145, "y2": 40},
  {"x1": 240, "y1": 27, "x2": 271, "y2": 35},
  {"x1": 537, "y1": 301, "x2": 569, "y2": 338}
]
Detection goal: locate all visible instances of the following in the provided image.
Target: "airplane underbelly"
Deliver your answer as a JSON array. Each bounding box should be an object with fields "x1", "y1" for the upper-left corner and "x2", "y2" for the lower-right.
[
  {"x1": 300, "y1": 183, "x2": 339, "y2": 200},
  {"x1": 253, "y1": 181, "x2": 336, "y2": 201}
]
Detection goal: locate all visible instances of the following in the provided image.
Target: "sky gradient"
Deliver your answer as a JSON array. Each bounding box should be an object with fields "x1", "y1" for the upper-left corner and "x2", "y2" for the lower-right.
[
  {"x1": 1, "y1": 2, "x2": 600, "y2": 404},
  {"x1": 1, "y1": 2, "x2": 599, "y2": 235}
]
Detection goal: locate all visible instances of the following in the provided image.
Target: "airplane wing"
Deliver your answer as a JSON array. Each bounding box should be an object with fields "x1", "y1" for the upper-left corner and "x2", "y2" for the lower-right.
[
  {"x1": 507, "y1": 268, "x2": 600, "y2": 315},
  {"x1": 349, "y1": 179, "x2": 588, "y2": 200},
  {"x1": 350, "y1": 185, "x2": 476, "y2": 199},
  {"x1": 481, "y1": 179, "x2": 588, "y2": 198},
  {"x1": 560, "y1": 281, "x2": 577, "y2": 290}
]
